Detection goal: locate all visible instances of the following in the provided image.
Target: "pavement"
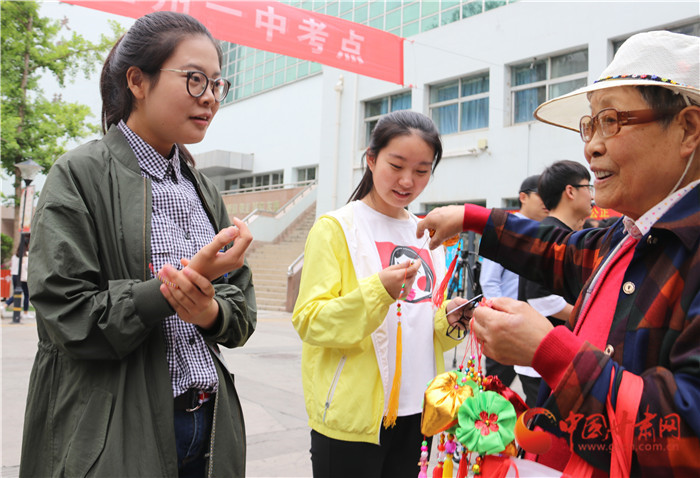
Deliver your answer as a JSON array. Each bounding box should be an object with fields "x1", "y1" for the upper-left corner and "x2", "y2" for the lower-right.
[{"x1": 1, "y1": 310, "x2": 527, "y2": 478}]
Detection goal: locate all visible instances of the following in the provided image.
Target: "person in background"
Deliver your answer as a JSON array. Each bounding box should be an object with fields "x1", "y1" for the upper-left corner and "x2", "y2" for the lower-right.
[
  {"x1": 1, "y1": 241, "x2": 29, "y2": 317},
  {"x1": 582, "y1": 217, "x2": 600, "y2": 228},
  {"x1": 416, "y1": 31, "x2": 700, "y2": 476},
  {"x1": 293, "y1": 110, "x2": 471, "y2": 478},
  {"x1": 516, "y1": 159, "x2": 593, "y2": 407},
  {"x1": 20, "y1": 12, "x2": 256, "y2": 477},
  {"x1": 19, "y1": 247, "x2": 29, "y2": 318},
  {"x1": 2, "y1": 248, "x2": 20, "y2": 313},
  {"x1": 479, "y1": 174, "x2": 548, "y2": 390}
]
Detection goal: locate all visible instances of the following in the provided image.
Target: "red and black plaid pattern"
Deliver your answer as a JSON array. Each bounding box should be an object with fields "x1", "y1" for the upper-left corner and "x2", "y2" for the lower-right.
[{"x1": 478, "y1": 190, "x2": 700, "y2": 476}]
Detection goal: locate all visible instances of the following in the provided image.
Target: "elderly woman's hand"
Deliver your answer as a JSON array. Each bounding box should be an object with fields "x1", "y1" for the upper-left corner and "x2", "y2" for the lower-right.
[
  {"x1": 415, "y1": 205, "x2": 464, "y2": 250},
  {"x1": 470, "y1": 297, "x2": 554, "y2": 366}
]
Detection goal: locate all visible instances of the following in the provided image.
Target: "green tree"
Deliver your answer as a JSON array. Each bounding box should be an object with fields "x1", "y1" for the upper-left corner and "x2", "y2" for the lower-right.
[
  {"x1": 1, "y1": 233, "x2": 13, "y2": 268},
  {"x1": 1, "y1": 1, "x2": 121, "y2": 247}
]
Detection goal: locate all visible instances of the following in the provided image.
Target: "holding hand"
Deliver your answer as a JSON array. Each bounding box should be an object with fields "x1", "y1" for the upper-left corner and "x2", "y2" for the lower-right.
[
  {"x1": 185, "y1": 217, "x2": 252, "y2": 281},
  {"x1": 378, "y1": 260, "x2": 421, "y2": 300},
  {"x1": 445, "y1": 295, "x2": 481, "y2": 332},
  {"x1": 157, "y1": 264, "x2": 220, "y2": 330},
  {"x1": 415, "y1": 205, "x2": 464, "y2": 250},
  {"x1": 470, "y1": 297, "x2": 553, "y2": 366}
]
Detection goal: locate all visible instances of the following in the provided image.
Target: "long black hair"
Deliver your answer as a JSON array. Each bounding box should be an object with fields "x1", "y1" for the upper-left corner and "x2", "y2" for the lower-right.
[
  {"x1": 348, "y1": 110, "x2": 443, "y2": 202},
  {"x1": 100, "y1": 11, "x2": 222, "y2": 166}
]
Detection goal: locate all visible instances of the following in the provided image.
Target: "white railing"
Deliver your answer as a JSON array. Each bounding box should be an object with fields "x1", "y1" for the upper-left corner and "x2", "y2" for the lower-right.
[
  {"x1": 220, "y1": 179, "x2": 316, "y2": 196},
  {"x1": 241, "y1": 180, "x2": 317, "y2": 225}
]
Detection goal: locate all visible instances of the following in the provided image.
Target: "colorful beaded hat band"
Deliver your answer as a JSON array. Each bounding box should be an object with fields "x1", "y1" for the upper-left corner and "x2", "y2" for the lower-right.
[{"x1": 594, "y1": 74, "x2": 694, "y2": 88}]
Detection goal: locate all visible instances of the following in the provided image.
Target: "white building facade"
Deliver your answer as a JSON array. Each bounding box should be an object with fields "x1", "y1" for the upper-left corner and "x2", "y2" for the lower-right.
[{"x1": 188, "y1": 1, "x2": 699, "y2": 219}]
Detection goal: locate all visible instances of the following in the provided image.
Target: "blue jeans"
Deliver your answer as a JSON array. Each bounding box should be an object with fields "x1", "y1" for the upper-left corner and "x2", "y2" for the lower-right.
[
  {"x1": 5, "y1": 277, "x2": 29, "y2": 311},
  {"x1": 173, "y1": 399, "x2": 214, "y2": 477}
]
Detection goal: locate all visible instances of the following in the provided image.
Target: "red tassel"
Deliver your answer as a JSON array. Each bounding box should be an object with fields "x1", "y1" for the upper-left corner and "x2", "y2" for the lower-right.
[
  {"x1": 432, "y1": 245, "x2": 460, "y2": 309},
  {"x1": 480, "y1": 455, "x2": 520, "y2": 478},
  {"x1": 456, "y1": 453, "x2": 469, "y2": 478},
  {"x1": 433, "y1": 433, "x2": 446, "y2": 478}
]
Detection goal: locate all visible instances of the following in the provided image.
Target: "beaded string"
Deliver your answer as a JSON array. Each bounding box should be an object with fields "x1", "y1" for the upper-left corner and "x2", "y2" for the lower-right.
[
  {"x1": 594, "y1": 73, "x2": 687, "y2": 86},
  {"x1": 468, "y1": 305, "x2": 489, "y2": 477},
  {"x1": 383, "y1": 259, "x2": 412, "y2": 427},
  {"x1": 384, "y1": 231, "x2": 432, "y2": 427}
]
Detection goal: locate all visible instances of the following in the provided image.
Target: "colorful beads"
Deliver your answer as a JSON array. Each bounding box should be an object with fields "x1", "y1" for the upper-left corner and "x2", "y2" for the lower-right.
[{"x1": 594, "y1": 73, "x2": 686, "y2": 87}]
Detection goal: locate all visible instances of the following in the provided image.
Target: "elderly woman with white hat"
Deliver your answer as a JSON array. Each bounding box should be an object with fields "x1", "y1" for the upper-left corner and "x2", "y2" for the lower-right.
[{"x1": 418, "y1": 31, "x2": 700, "y2": 476}]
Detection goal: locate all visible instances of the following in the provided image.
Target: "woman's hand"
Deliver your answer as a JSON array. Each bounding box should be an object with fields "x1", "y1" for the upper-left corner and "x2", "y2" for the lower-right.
[
  {"x1": 445, "y1": 297, "x2": 476, "y2": 331},
  {"x1": 378, "y1": 260, "x2": 421, "y2": 300},
  {"x1": 470, "y1": 297, "x2": 553, "y2": 366},
  {"x1": 415, "y1": 205, "x2": 464, "y2": 250},
  {"x1": 158, "y1": 264, "x2": 220, "y2": 329},
  {"x1": 185, "y1": 217, "x2": 252, "y2": 281}
]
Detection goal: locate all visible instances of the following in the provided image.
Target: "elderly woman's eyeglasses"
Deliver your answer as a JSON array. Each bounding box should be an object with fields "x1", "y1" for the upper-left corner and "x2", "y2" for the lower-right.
[
  {"x1": 160, "y1": 69, "x2": 231, "y2": 102},
  {"x1": 579, "y1": 108, "x2": 676, "y2": 143}
]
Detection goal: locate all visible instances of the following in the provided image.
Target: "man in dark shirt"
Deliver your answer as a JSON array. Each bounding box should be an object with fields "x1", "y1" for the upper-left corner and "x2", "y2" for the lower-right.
[
  {"x1": 480, "y1": 174, "x2": 548, "y2": 391},
  {"x1": 517, "y1": 160, "x2": 593, "y2": 406}
]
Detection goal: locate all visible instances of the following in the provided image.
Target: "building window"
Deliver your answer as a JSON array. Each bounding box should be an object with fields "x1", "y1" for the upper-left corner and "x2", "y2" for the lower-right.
[
  {"x1": 364, "y1": 91, "x2": 412, "y2": 143},
  {"x1": 224, "y1": 171, "x2": 284, "y2": 192},
  {"x1": 430, "y1": 73, "x2": 489, "y2": 135},
  {"x1": 612, "y1": 21, "x2": 700, "y2": 54},
  {"x1": 296, "y1": 166, "x2": 317, "y2": 183},
  {"x1": 510, "y1": 49, "x2": 588, "y2": 124},
  {"x1": 224, "y1": 179, "x2": 238, "y2": 191},
  {"x1": 503, "y1": 197, "x2": 519, "y2": 210}
]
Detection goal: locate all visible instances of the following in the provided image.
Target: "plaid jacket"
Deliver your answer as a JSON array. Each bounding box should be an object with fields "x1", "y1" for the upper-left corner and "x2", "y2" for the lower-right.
[{"x1": 479, "y1": 186, "x2": 700, "y2": 477}]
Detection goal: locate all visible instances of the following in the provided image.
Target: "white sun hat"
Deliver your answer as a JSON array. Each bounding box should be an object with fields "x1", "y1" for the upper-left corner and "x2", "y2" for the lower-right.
[{"x1": 534, "y1": 30, "x2": 700, "y2": 132}]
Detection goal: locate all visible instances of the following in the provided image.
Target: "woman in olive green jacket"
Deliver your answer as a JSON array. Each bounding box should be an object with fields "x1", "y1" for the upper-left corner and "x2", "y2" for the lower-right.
[{"x1": 20, "y1": 12, "x2": 256, "y2": 477}]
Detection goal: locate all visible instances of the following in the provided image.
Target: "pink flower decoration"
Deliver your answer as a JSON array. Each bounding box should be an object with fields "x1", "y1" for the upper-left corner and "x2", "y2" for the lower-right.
[
  {"x1": 406, "y1": 289, "x2": 416, "y2": 301},
  {"x1": 474, "y1": 411, "x2": 500, "y2": 436}
]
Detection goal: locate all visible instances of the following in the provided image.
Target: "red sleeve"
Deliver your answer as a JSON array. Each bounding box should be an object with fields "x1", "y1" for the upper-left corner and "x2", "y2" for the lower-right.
[
  {"x1": 463, "y1": 203, "x2": 490, "y2": 233},
  {"x1": 532, "y1": 325, "x2": 586, "y2": 390}
]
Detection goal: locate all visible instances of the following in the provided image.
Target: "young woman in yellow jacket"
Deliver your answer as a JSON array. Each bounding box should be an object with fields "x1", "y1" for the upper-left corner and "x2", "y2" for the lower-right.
[{"x1": 293, "y1": 110, "x2": 470, "y2": 478}]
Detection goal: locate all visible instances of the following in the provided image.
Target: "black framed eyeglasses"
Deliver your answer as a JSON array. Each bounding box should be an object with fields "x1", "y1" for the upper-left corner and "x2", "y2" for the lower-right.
[
  {"x1": 571, "y1": 183, "x2": 595, "y2": 196},
  {"x1": 446, "y1": 321, "x2": 468, "y2": 340},
  {"x1": 445, "y1": 294, "x2": 482, "y2": 340},
  {"x1": 160, "y1": 68, "x2": 231, "y2": 102},
  {"x1": 578, "y1": 108, "x2": 676, "y2": 143}
]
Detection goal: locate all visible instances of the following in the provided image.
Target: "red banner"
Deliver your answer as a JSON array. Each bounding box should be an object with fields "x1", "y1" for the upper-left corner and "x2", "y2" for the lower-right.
[
  {"x1": 589, "y1": 205, "x2": 621, "y2": 221},
  {"x1": 63, "y1": 1, "x2": 404, "y2": 85}
]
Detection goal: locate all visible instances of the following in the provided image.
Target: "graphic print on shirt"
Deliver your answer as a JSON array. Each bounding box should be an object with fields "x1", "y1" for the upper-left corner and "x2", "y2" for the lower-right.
[{"x1": 376, "y1": 242, "x2": 435, "y2": 304}]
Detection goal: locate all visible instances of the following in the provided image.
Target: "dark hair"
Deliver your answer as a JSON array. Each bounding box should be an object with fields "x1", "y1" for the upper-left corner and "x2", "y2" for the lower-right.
[
  {"x1": 100, "y1": 11, "x2": 222, "y2": 165},
  {"x1": 598, "y1": 217, "x2": 619, "y2": 228},
  {"x1": 582, "y1": 218, "x2": 599, "y2": 229},
  {"x1": 538, "y1": 160, "x2": 591, "y2": 210},
  {"x1": 518, "y1": 174, "x2": 540, "y2": 209},
  {"x1": 348, "y1": 110, "x2": 443, "y2": 202},
  {"x1": 636, "y1": 85, "x2": 695, "y2": 127}
]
